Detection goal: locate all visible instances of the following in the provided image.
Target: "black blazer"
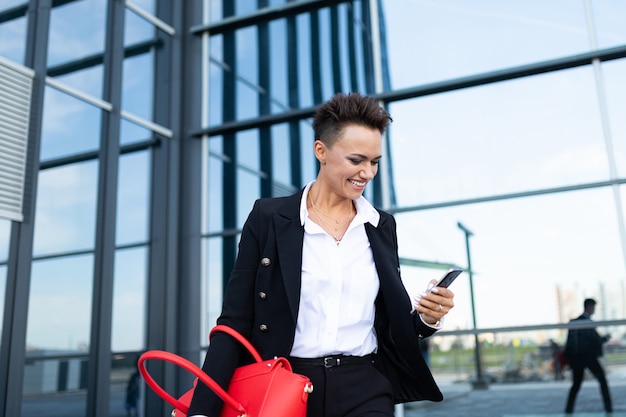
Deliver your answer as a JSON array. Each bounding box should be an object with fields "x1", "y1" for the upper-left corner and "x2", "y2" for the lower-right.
[
  {"x1": 564, "y1": 314, "x2": 608, "y2": 361},
  {"x1": 188, "y1": 190, "x2": 443, "y2": 416}
]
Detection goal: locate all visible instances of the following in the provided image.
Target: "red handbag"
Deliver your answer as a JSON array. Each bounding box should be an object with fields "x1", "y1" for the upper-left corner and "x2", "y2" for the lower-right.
[{"x1": 138, "y1": 325, "x2": 313, "y2": 417}]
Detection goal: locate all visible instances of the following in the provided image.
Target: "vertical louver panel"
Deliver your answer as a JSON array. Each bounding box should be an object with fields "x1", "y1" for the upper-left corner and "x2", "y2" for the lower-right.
[{"x1": 0, "y1": 56, "x2": 34, "y2": 222}]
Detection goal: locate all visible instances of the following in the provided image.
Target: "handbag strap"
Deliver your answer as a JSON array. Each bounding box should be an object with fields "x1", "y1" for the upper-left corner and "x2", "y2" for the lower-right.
[
  {"x1": 210, "y1": 325, "x2": 263, "y2": 363},
  {"x1": 138, "y1": 325, "x2": 262, "y2": 416},
  {"x1": 138, "y1": 350, "x2": 247, "y2": 416}
]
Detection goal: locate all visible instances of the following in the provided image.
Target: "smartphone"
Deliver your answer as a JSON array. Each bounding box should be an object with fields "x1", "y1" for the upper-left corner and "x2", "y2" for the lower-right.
[{"x1": 433, "y1": 268, "x2": 462, "y2": 290}]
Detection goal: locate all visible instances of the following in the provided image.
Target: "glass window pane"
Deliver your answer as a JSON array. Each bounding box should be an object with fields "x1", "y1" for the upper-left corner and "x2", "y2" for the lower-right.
[
  {"x1": 22, "y1": 357, "x2": 88, "y2": 416},
  {"x1": 209, "y1": 1, "x2": 223, "y2": 23},
  {"x1": 111, "y1": 352, "x2": 142, "y2": 417},
  {"x1": 116, "y1": 151, "x2": 150, "y2": 246},
  {"x1": 40, "y1": 87, "x2": 102, "y2": 161},
  {"x1": 269, "y1": 19, "x2": 287, "y2": 113},
  {"x1": 33, "y1": 162, "x2": 98, "y2": 257},
  {"x1": 209, "y1": 35, "x2": 224, "y2": 127},
  {"x1": 27, "y1": 255, "x2": 94, "y2": 350},
  {"x1": 237, "y1": 170, "x2": 260, "y2": 228},
  {"x1": 124, "y1": 5, "x2": 155, "y2": 47},
  {"x1": 318, "y1": 8, "x2": 334, "y2": 101},
  {"x1": 47, "y1": 0, "x2": 106, "y2": 67},
  {"x1": 236, "y1": 130, "x2": 258, "y2": 171},
  {"x1": 272, "y1": 123, "x2": 290, "y2": 186},
  {"x1": 296, "y1": 13, "x2": 313, "y2": 108},
  {"x1": 111, "y1": 247, "x2": 147, "y2": 352},
  {"x1": 395, "y1": 187, "x2": 624, "y2": 329},
  {"x1": 0, "y1": 11, "x2": 27, "y2": 65},
  {"x1": 235, "y1": 0, "x2": 256, "y2": 15},
  {"x1": 207, "y1": 137, "x2": 224, "y2": 234},
  {"x1": 236, "y1": 27, "x2": 258, "y2": 120},
  {"x1": 0, "y1": 0, "x2": 27, "y2": 9},
  {"x1": 384, "y1": 0, "x2": 589, "y2": 88},
  {"x1": 128, "y1": 0, "x2": 155, "y2": 15},
  {"x1": 591, "y1": 0, "x2": 626, "y2": 49},
  {"x1": 120, "y1": 119, "x2": 152, "y2": 145},
  {"x1": 203, "y1": 237, "x2": 223, "y2": 340},
  {"x1": 339, "y1": 5, "x2": 354, "y2": 93},
  {"x1": 299, "y1": 119, "x2": 316, "y2": 186},
  {"x1": 236, "y1": 131, "x2": 260, "y2": 225},
  {"x1": 122, "y1": 52, "x2": 155, "y2": 122},
  {"x1": 0, "y1": 219, "x2": 10, "y2": 262},
  {"x1": 0, "y1": 265, "x2": 5, "y2": 329},
  {"x1": 54, "y1": 65, "x2": 104, "y2": 101},
  {"x1": 351, "y1": 4, "x2": 367, "y2": 94},
  {"x1": 427, "y1": 326, "x2": 626, "y2": 395},
  {"x1": 389, "y1": 67, "x2": 607, "y2": 206},
  {"x1": 603, "y1": 59, "x2": 626, "y2": 178}
]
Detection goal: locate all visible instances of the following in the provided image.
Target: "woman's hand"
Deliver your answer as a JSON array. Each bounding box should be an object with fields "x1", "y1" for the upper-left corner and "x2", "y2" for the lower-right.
[{"x1": 412, "y1": 280, "x2": 455, "y2": 326}]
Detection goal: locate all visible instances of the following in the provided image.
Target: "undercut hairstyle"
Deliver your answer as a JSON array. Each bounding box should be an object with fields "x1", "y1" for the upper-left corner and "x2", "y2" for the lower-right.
[{"x1": 312, "y1": 92, "x2": 393, "y2": 147}]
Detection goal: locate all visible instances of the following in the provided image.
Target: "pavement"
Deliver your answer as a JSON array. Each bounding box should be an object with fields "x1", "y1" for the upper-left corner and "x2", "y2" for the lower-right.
[
  {"x1": 403, "y1": 367, "x2": 626, "y2": 417},
  {"x1": 21, "y1": 365, "x2": 626, "y2": 417}
]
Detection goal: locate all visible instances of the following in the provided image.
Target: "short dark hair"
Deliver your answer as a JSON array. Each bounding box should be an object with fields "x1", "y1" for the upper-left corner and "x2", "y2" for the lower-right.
[
  {"x1": 584, "y1": 298, "x2": 597, "y2": 309},
  {"x1": 312, "y1": 92, "x2": 392, "y2": 146}
]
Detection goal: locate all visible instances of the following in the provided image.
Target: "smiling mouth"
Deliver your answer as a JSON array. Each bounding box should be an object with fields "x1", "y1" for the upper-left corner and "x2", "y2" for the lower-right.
[{"x1": 349, "y1": 179, "x2": 366, "y2": 187}]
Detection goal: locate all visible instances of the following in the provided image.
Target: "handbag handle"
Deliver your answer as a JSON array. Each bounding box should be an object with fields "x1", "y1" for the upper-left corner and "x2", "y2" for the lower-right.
[
  {"x1": 138, "y1": 350, "x2": 247, "y2": 416},
  {"x1": 138, "y1": 326, "x2": 260, "y2": 416}
]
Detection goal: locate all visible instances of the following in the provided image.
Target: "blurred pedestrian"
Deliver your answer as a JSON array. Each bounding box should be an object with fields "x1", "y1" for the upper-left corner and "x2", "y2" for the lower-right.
[
  {"x1": 563, "y1": 298, "x2": 612, "y2": 414},
  {"x1": 125, "y1": 357, "x2": 140, "y2": 417},
  {"x1": 549, "y1": 339, "x2": 564, "y2": 380}
]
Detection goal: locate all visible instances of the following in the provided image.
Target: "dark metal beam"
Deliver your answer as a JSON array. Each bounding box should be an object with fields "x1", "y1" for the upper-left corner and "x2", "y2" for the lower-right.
[
  {"x1": 46, "y1": 39, "x2": 161, "y2": 77},
  {"x1": 194, "y1": 106, "x2": 316, "y2": 137},
  {"x1": 387, "y1": 178, "x2": 626, "y2": 214},
  {"x1": 85, "y1": 0, "x2": 125, "y2": 415},
  {"x1": 0, "y1": 4, "x2": 27, "y2": 24},
  {"x1": 376, "y1": 44, "x2": 626, "y2": 104},
  {"x1": 39, "y1": 138, "x2": 161, "y2": 170}
]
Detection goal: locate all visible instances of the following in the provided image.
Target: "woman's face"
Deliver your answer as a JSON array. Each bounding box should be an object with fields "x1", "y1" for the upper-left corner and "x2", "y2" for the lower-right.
[{"x1": 316, "y1": 124, "x2": 382, "y2": 200}]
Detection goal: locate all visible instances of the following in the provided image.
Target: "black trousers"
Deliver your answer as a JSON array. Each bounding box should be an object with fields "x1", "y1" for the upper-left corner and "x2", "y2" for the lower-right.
[
  {"x1": 565, "y1": 357, "x2": 612, "y2": 413},
  {"x1": 291, "y1": 359, "x2": 394, "y2": 417}
]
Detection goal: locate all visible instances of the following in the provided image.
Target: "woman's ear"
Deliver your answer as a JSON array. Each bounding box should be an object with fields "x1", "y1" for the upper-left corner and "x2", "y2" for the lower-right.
[{"x1": 313, "y1": 140, "x2": 326, "y2": 164}]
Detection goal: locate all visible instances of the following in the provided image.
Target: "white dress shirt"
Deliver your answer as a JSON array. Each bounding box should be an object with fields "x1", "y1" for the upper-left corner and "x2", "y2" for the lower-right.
[{"x1": 290, "y1": 181, "x2": 381, "y2": 358}]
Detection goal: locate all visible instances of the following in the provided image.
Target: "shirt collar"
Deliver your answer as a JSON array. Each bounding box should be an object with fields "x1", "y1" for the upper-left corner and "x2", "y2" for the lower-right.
[{"x1": 300, "y1": 180, "x2": 380, "y2": 227}]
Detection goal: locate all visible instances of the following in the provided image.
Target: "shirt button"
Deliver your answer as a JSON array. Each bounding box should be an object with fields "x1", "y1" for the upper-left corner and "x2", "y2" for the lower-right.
[
  {"x1": 261, "y1": 257, "x2": 271, "y2": 267},
  {"x1": 259, "y1": 292, "x2": 267, "y2": 300},
  {"x1": 259, "y1": 324, "x2": 268, "y2": 332}
]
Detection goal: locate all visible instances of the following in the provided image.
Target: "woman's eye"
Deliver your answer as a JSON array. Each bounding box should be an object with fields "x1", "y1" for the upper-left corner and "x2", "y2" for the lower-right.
[
  {"x1": 371, "y1": 160, "x2": 380, "y2": 165},
  {"x1": 349, "y1": 159, "x2": 362, "y2": 165}
]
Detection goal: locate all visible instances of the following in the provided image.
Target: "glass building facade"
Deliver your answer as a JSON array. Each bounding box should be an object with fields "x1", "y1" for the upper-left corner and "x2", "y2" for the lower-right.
[{"x1": 0, "y1": 1, "x2": 625, "y2": 416}]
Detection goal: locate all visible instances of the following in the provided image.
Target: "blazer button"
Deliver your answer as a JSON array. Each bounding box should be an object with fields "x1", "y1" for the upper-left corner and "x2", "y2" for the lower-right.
[
  {"x1": 261, "y1": 257, "x2": 271, "y2": 267},
  {"x1": 259, "y1": 291, "x2": 267, "y2": 300},
  {"x1": 259, "y1": 324, "x2": 268, "y2": 332}
]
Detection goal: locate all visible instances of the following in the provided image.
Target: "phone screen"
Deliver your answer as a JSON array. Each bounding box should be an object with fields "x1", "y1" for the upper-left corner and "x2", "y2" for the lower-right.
[{"x1": 435, "y1": 268, "x2": 462, "y2": 289}]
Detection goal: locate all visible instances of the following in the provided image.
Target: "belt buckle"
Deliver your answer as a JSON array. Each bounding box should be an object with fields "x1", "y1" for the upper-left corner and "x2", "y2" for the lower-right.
[{"x1": 324, "y1": 356, "x2": 339, "y2": 368}]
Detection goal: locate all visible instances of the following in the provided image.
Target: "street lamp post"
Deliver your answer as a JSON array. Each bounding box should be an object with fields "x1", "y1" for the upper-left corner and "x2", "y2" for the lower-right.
[{"x1": 457, "y1": 221, "x2": 489, "y2": 390}]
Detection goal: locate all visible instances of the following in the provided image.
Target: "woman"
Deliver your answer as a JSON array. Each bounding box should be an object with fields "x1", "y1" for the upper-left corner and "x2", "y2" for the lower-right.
[{"x1": 188, "y1": 92, "x2": 455, "y2": 417}]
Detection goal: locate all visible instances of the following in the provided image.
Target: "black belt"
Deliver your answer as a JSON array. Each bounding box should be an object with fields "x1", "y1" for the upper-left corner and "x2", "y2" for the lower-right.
[{"x1": 289, "y1": 354, "x2": 373, "y2": 368}]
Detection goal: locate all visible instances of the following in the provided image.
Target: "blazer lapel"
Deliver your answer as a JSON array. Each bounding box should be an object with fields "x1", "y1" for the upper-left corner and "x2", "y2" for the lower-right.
[{"x1": 273, "y1": 191, "x2": 305, "y2": 321}]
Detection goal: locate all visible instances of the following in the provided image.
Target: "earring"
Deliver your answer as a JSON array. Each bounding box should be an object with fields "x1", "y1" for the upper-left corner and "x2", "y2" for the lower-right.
[{"x1": 321, "y1": 160, "x2": 326, "y2": 165}]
